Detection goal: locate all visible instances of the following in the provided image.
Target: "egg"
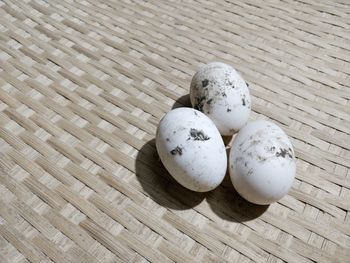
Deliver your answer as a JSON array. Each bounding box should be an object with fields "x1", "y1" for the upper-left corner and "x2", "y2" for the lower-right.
[
  {"x1": 190, "y1": 62, "x2": 251, "y2": 135},
  {"x1": 229, "y1": 120, "x2": 296, "y2": 205},
  {"x1": 156, "y1": 107, "x2": 227, "y2": 192}
]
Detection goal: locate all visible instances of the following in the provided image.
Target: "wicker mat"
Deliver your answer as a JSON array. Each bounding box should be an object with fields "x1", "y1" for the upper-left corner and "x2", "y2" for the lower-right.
[{"x1": 0, "y1": 0, "x2": 349, "y2": 262}]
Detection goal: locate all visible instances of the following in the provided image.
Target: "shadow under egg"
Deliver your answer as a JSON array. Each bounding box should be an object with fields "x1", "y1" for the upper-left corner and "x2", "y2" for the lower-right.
[{"x1": 134, "y1": 139, "x2": 205, "y2": 210}]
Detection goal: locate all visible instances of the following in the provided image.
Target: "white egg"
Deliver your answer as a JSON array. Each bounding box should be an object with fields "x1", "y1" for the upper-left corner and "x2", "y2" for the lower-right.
[
  {"x1": 156, "y1": 108, "x2": 227, "y2": 192},
  {"x1": 190, "y1": 62, "x2": 251, "y2": 135},
  {"x1": 229, "y1": 120, "x2": 296, "y2": 205}
]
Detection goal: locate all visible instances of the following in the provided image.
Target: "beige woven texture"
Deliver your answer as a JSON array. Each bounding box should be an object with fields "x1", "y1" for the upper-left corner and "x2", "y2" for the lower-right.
[{"x1": 0, "y1": 0, "x2": 349, "y2": 262}]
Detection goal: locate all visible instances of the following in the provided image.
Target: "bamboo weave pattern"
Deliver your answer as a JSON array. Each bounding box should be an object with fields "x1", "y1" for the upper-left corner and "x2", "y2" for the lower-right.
[{"x1": 0, "y1": 0, "x2": 349, "y2": 262}]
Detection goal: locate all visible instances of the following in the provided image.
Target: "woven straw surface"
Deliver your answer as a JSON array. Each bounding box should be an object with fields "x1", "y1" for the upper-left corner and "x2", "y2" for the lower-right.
[{"x1": 0, "y1": 0, "x2": 349, "y2": 262}]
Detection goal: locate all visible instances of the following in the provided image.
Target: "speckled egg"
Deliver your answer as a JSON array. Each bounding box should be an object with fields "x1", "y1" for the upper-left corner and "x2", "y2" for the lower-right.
[
  {"x1": 156, "y1": 108, "x2": 227, "y2": 192},
  {"x1": 190, "y1": 62, "x2": 251, "y2": 135},
  {"x1": 229, "y1": 120, "x2": 296, "y2": 205}
]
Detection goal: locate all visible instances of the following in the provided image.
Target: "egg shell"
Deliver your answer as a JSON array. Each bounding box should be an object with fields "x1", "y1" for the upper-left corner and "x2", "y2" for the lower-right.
[
  {"x1": 229, "y1": 120, "x2": 296, "y2": 205},
  {"x1": 156, "y1": 108, "x2": 227, "y2": 192},
  {"x1": 190, "y1": 62, "x2": 251, "y2": 135}
]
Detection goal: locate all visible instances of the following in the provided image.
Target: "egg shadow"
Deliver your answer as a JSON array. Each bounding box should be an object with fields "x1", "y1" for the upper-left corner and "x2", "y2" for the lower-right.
[
  {"x1": 207, "y1": 177, "x2": 269, "y2": 222},
  {"x1": 207, "y1": 148, "x2": 269, "y2": 222},
  {"x1": 135, "y1": 139, "x2": 205, "y2": 210},
  {"x1": 171, "y1": 94, "x2": 191, "y2": 109},
  {"x1": 222, "y1": 135, "x2": 233, "y2": 147}
]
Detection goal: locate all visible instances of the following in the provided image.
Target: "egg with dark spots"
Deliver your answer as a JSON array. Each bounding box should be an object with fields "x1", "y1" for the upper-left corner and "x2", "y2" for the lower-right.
[
  {"x1": 156, "y1": 108, "x2": 227, "y2": 192},
  {"x1": 190, "y1": 62, "x2": 251, "y2": 135},
  {"x1": 229, "y1": 120, "x2": 296, "y2": 205}
]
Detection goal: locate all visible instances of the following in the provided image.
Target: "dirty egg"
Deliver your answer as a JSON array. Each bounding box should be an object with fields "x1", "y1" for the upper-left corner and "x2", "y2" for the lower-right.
[
  {"x1": 229, "y1": 120, "x2": 296, "y2": 205},
  {"x1": 190, "y1": 62, "x2": 251, "y2": 135},
  {"x1": 156, "y1": 107, "x2": 227, "y2": 192}
]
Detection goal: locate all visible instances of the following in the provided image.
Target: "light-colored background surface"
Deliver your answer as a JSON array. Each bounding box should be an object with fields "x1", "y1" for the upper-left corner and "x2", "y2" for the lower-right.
[{"x1": 0, "y1": 0, "x2": 349, "y2": 262}]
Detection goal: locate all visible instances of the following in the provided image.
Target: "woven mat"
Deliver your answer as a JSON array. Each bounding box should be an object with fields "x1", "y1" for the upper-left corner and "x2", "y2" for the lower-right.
[{"x1": 0, "y1": 0, "x2": 349, "y2": 262}]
